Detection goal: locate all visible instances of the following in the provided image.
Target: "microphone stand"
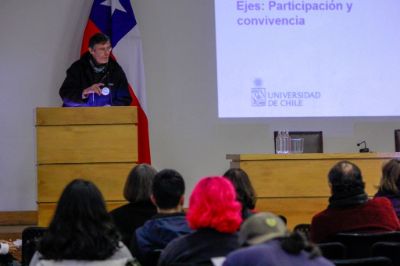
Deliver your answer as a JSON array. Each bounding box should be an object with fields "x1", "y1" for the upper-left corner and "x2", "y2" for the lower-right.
[{"x1": 357, "y1": 141, "x2": 370, "y2": 153}]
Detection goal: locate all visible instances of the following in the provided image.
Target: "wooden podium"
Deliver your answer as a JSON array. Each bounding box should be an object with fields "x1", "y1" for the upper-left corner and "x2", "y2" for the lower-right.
[
  {"x1": 36, "y1": 107, "x2": 138, "y2": 226},
  {"x1": 227, "y1": 153, "x2": 400, "y2": 229}
]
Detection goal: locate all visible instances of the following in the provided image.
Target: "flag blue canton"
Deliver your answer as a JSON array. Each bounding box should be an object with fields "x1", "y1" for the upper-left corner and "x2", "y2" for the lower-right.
[{"x1": 89, "y1": 0, "x2": 137, "y2": 47}]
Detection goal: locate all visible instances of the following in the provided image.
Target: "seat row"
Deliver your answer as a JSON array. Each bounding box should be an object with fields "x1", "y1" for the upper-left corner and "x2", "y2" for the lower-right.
[{"x1": 293, "y1": 224, "x2": 400, "y2": 266}]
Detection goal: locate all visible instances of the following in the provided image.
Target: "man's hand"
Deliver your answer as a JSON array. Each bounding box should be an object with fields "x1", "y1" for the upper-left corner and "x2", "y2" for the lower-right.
[{"x1": 82, "y1": 83, "x2": 104, "y2": 98}]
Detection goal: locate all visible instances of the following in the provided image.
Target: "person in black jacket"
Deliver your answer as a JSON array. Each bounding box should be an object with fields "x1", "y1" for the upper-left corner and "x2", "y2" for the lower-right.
[
  {"x1": 59, "y1": 33, "x2": 132, "y2": 106},
  {"x1": 110, "y1": 164, "x2": 158, "y2": 248}
]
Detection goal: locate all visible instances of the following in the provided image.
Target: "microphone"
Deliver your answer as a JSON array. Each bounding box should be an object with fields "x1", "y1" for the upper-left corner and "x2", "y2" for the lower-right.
[{"x1": 357, "y1": 141, "x2": 370, "y2": 153}]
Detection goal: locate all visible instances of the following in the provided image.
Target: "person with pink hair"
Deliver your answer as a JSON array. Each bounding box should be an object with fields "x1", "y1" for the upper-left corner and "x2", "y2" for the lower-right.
[{"x1": 158, "y1": 176, "x2": 242, "y2": 265}]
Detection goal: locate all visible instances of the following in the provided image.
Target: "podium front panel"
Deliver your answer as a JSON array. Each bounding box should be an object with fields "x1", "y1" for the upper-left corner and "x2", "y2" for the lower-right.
[
  {"x1": 37, "y1": 125, "x2": 137, "y2": 164},
  {"x1": 36, "y1": 107, "x2": 139, "y2": 227},
  {"x1": 38, "y1": 163, "x2": 136, "y2": 202}
]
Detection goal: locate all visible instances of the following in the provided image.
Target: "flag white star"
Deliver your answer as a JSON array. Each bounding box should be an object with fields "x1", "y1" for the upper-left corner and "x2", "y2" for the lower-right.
[{"x1": 100, "y1": 0, "x2": 127, "y2": 14}]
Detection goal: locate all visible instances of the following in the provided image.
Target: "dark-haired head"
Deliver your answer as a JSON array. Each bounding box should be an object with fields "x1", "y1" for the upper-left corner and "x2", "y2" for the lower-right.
[
  {"x1": 124, "y1": 164, "x2": 157, "y2": 203},
  {"x1": 152, "y1": 169, "x2": 185, "y2": 209},
  {"x1": 223, "y1": 168, "x2": 257, "y2": 214},
  {"x1": 378, "y1": 158, "x2": 400, "y2": 194},
  {"x1": 38, "y1": 179, "x2": 120, "y2": 260},
  {"x1": 89, "y1": 33, "x2": 110, "y2": 49},
  {"x1": 88, "y1": 33, "x2": 112, "y2": 64},
  {"x1": 328, "y1": 160, "x2": 365, "y2": 196}
]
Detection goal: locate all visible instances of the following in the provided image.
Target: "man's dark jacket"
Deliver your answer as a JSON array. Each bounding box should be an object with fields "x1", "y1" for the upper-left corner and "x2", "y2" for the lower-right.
[
  {"x1": 131, "y1": 213, "x2": 192, "y2": 266},
  {"x1": 59, "y1": 52, "x2": 132, "y2": 106}
]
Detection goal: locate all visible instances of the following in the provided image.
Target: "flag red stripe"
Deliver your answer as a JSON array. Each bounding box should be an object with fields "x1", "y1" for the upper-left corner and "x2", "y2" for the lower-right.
[
  {"x1": 80, "y1": 20, "x2": 100, "y2": 55},
  {"x1": 128, "y1": 84, "x2": 151, "y2": 164}
]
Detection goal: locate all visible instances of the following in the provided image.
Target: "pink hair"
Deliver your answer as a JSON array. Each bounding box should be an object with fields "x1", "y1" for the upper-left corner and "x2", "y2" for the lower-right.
[{"x1": 187, "y1": 176, "x2": 242, "y2": 233}]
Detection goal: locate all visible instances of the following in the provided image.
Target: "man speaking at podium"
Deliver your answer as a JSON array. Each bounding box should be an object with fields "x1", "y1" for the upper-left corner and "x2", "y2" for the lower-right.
[{"x1": 59, "y1": 33, "x2": 132, "y2": 107}]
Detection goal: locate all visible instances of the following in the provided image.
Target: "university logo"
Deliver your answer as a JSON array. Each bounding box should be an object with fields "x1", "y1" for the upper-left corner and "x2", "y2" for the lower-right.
[{"x1": 251, "y1": 78, "x2": 266, "y2": 106}]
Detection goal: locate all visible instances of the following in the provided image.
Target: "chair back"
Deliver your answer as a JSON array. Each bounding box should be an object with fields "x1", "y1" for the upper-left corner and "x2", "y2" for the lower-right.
[
  {"x1": 21, "y1": 226, "x2": 47, "y2": 266},
  {"x1": 332, "y1": 256, "x2": 392, "y2": 266},
  {"x1": 318, "y1": 242, "x2": 346, "y2": 260},
  {"x1": 331, "y1": 231, "x2": 400, "y2": 259},
  {"x1": 371, "y1": 242, "x2": 400, "y2": 266},
  {"x1": 395, "y1": 130, "x2": 400, "y2": 152},
  {"x1": 274, "y1": 131, "x2": 323, "y2": 153}
]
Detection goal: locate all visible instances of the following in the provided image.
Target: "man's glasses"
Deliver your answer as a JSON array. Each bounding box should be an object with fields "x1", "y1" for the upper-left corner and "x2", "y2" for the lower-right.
[{"x1": 95, "y1": 46, "x2": 112, "y2": 53}]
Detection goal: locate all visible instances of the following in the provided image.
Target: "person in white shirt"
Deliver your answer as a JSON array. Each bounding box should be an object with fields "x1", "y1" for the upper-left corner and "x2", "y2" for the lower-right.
[
  {"x1": 0, "y1": 240, "x2": 21, "y2": 264},
  {"x1": 0, "y1": 240, "x2": 20, "y2": 255}
]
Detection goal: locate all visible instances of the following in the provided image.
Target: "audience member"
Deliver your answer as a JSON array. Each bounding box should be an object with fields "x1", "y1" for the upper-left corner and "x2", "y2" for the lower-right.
[
  {"x1": 30, "y1": 179, "x2": 133, "y2": 266},
  {"x1": 131, "y1": 169, "x2": 192, "y2": 266},
  {"x1": 1, "y1": 240, "x2": 19, "y2": 256},
  {"x1": 375, "y1": 158, "x2": 400, "y2": 218},
  {"x1": 310, "y1": 160, "x2": 400, "y2": 243},
  {"x1": 223, "y1": 212, "x2": 334, "y2": 266},
  {"x1": 158, "y1": 177, "x2": 242, "y2": 265},
  {"x1": 110, "y1": 164, "x2": 158, "y2": 247},
  {"x1": 0, "y1": 240, "x2": 20, "y2": 265},
  {"x1": 223, "y1": 168, "x2": 257, "y2": 219}
]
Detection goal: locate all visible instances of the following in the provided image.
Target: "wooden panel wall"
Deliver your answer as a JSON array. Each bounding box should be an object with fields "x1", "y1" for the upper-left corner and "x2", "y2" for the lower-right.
[
  {"x1": 38, "y1": 202, "x2": 126, "y2": 226},
  {"x1": 228, "y1": 153, "x2": 400, "y2": 229},
  {"x1": 0, "y1": 211, "x2": 37, "y2": 225}
]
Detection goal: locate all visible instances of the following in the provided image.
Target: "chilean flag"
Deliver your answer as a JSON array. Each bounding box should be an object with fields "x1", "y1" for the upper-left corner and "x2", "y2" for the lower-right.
[{"x1": 81, "y1": 0, "x2": 151, "y2": 164}]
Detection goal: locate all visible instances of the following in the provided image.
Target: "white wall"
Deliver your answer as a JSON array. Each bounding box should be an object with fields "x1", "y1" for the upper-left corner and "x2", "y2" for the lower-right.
[{"x1": 0, "y1": 0, "x2": 399, "y2": 210}]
